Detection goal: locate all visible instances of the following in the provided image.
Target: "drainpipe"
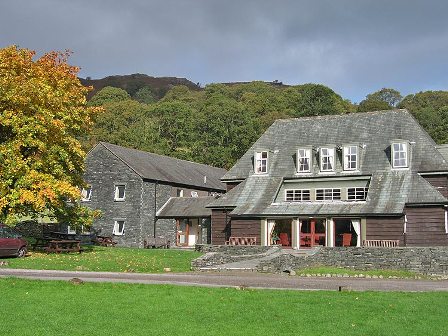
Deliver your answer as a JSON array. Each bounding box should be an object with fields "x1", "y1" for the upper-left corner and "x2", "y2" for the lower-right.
[
  {"x1": 445, "y1": 206, "x2": 448, "y2": 234},
  {"x1": 153, "y1": 182, "x2": 158, "y2": 239},
  {"x1": 403, "y1": 214, "x2": 407, "y2": 247}
]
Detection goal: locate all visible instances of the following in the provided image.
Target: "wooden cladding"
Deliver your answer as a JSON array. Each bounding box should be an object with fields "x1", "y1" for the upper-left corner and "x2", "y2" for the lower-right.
[
  {"x1": 366, "y1": 217, "x2": 405, "y2": 246},
  {"x1": 230, "y1": 218, "x2": 261, "y2": 245},
  {"x1": 405, "y1": 206, "x2": 448, "y2": 246},
  {"x1": 211, "y1": 209, "x2": 229, "y2": 245},
  {"x1": 211, "y1": 210, "x2": 261, "y2": 245},
  {"x1": 422, "y1": 175, "x2": 448, "y2": 198}
]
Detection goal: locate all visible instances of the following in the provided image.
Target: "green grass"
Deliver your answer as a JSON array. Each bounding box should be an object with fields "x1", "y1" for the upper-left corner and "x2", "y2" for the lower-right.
[
  {"x1": 3, "y1": 247, "x2": 202, "y2": 273},
  {"x1": 0, "y1": 278, "x2": 447, "y2": 336},
  {"x1": 297, "y1": 266, "x2": 426, "y2": 279}
]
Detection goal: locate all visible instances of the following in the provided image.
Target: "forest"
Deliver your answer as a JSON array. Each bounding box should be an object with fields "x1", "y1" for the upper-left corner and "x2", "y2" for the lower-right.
[{"x1": 84, "y1": 78, "x2": 448, "y2": 169}]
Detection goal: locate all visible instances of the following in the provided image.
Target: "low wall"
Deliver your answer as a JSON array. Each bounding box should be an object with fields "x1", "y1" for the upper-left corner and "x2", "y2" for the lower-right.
[
  {"x1": 193, "y1": 245, "x2": 277, "y2": 269},
  {"x1": 258, "y1": 247, "x2": 448, "y2": 275}
]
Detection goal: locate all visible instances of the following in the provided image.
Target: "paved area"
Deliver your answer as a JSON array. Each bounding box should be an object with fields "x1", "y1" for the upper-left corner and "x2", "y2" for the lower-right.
[{"x1": 1, "y1": 268, "x2": 448, "y2": 291}]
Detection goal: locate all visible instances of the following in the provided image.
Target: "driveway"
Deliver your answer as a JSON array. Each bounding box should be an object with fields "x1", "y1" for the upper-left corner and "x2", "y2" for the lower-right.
[{"x1": 1, "y1": 268, "x2": 447, "y2": 291}]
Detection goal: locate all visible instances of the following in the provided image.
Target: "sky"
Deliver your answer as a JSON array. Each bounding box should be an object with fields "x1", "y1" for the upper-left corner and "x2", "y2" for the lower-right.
[{"x1": 1, "y1": 0, "x2": 447, "y2": 103}]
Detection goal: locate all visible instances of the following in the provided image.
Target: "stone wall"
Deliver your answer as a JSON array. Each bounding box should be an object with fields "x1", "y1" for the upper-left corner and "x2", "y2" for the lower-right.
[
  {"x1": 192, "y1": 245, "x2": 277, "y2": 269},
  {"x1": 258, "y1": 247, "x2": 448, "y2": 275}
]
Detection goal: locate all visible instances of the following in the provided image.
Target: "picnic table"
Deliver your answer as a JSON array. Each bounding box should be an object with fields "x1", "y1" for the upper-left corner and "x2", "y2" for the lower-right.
[
  {"x1": 33, "y1": 237, "x2": 83, "y2": 253},
  {"x1": 45, "y1": 240, "x2": 82, "y2": 253}
]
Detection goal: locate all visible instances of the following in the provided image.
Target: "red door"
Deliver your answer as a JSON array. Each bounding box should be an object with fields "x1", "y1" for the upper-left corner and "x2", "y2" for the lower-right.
[{"x1": 300, "y1": 219, "x2": 326, "y2": 247}]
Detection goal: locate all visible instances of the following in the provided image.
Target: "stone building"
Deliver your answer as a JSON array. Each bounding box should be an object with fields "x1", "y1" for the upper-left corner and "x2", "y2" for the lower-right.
[{"x1": 83, "y1": 142, "x2": 226, "y2": 247}]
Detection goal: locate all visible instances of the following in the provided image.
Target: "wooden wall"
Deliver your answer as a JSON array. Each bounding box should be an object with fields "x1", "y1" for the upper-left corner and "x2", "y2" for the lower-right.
[
  {"x1": 366, "y1": 216, "x2": 405, "y2": 246},
  {"x1": 230, "y1": 218, "x2": 261, "y2": 244},
  {"x1": 405, "y1": 206, "x2": 448, "y2": 246},
  {"x1": 422, "y1": 175, "x2": 448, "y2": 198},
  {"x1": 211, "y1": 209, "x2": 229, "y2": 245}
]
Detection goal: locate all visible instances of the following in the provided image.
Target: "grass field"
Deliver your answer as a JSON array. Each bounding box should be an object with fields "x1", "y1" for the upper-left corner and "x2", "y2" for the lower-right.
[
  {"x1": 3, "y1": 247, "x2": 202, "y2": 273},
  {"x1": 0, "y1": 278, "x2": 447, "y2": 336},
  {"x1": 296, "y1": 266, "x2": 426, "y2": 279}
]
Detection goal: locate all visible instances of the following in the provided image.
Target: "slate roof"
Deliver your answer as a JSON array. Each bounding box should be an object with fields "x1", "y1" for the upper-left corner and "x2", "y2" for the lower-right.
[
  {"x1": 95, "y1": 142, "x2": 226, "y2": 191},
  {"x1": 157, "y1": 197, "x2": 215, "y2": 218},
  {"x1": 210, "y1": 110, "x2": 448, "y2": 216},
  {"x1": 437, "y1": 144, "x2": 448, "y2": 162},
  {"x1": 222, "y1": 109, "x2": 448, "y2": 181}
]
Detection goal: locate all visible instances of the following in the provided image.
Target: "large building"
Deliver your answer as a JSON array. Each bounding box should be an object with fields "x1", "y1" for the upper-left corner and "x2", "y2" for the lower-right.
[
  {"x1": 208, "y1": 110, "x2": 448, "y2": 248},
  {"x1": 83, "y1": 142, "x2": 226, "y2": 247}
]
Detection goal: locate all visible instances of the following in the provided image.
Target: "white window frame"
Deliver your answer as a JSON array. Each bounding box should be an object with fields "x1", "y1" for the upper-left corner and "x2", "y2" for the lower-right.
[
  {"x1": 177, "y1": 189, "x2": 184, "y2": 197},
  {"x1": 392, "y1": 142, "x2": 408, "y2": 168},
  {"x1": 297, "y1": 149, "x2": 311, "y2": 173},
  {"x1": 114, "y1": 184, "x2": 126, "y2": 201},
  {"x1": 67, "y1": 226, "x2": 76, "y2": 235},
  {"x1": 347, "y1": 187, "x2": 368, "y2": 201},
  {"x1": 316, "y1": 188, "x2": 341, "y2": 201},
  {"x1": 255, "y1": 151, "x2": 268, "y2": 174},
  {"x1": 113, "y1": 220, "x2": 125, "y2": 236},
  {"x1": 285, "y1": 189, "x2": 311, "y2": 202},
  {"x1": 343, "y1": 146, "x2": 358, "y2": 171},
  {"x1": 81, "y1": 186, "x2": 92, "y2": 201},
  {"x1": 320, "y1": 148, "x2": 335, "y2": 172}
]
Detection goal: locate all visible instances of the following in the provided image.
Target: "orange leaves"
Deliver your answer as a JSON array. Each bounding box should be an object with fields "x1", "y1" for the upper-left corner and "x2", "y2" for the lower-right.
[{"x1": 0, "y1": 45, "x2": 102, "y2": 225}]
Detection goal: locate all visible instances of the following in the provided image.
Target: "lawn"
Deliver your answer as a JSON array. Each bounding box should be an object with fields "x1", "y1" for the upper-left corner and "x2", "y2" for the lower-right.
[
  {"x1": 296, "y1": 266, "x2": 426, "y2": 279},
  {"x1": 0, "y1": 278, "x2": 447, "y2": 336},
  {"x1": 2, "y1": 247, "x2": 202, "y2": 273}
]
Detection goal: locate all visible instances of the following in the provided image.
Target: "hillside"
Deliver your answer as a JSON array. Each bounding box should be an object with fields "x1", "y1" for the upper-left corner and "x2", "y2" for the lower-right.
[{"x1": 80, "y1": 73, "x2": 201, "y2": 99}]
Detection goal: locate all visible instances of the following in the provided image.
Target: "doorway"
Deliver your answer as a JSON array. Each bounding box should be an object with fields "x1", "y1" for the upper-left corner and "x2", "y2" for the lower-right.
[
  {"x1": 300, "y1": 218, "x2": 326, "y2": 247},
  {"x1": 272, "y1": 219, "x2": 292, "y2": 247},
  {"x1": 176, "y1": 219, "x2": 200, "y2": 247},
  {"x1": 333, "y1": 219, "x2": 358, "y2": 246}
]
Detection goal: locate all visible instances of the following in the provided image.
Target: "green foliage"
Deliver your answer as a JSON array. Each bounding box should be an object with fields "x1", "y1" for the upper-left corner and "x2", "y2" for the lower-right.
[
  {"x1": 88, "y1": 86, "x2": 131, "y2": 106},
  {"x1": 398, "y1": 91, "x2": 448, "y2": 144},
  {"x1": 133, "y1": 85, "x2": 156, "y2": 104},
  {"x1": 358, "y1": 88, "x2": 403, "y2": 112}
]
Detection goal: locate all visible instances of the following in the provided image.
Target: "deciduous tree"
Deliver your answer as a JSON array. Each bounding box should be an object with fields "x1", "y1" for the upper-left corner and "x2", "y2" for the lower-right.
[{"x1": 0, "y1": 46, "x2": 101, "y2": 226}]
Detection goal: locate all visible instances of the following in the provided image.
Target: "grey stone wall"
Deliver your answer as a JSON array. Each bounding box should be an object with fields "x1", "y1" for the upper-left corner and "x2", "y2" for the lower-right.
[
  {"x1": 258, "y1": 247, "x2": 448, "y2": 275},
  {"x1": 84, "y1": 145, "x2": 143, "y2": 247},
  {"x1": 141, "y1": 181, "x2": 175, "y2": 246}
]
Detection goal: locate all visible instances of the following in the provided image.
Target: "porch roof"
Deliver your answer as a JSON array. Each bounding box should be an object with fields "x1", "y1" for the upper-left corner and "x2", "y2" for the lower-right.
[{"x1": 157, "y1": 196, "x2": 215, "y2": 218}]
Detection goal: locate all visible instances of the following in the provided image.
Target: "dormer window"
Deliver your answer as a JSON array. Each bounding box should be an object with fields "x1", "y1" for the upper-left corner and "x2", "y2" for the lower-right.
[
  {"x1": 343, "y1": 146, "x2": 358, "y2": 171},
  {"x1": 297, "y1": 149, "x2": 311, "y2": 173},
  {"x1": 255, "y1": 151, "x2": 268, "y2": 174},
  {"x1": 320, "y1": 148, "x2": 335, "y2": 172},
  {"x1": 392, "y1": 142, "x2": 408, "y2": 168}
]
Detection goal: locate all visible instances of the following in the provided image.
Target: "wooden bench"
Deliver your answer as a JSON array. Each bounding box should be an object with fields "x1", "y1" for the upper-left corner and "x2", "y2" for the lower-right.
[
  {"x1": 144, "y1": 237, "x2": 170, "y2": 249},
  {"x1": 225, "y1": 237, "x2": 257, "y2": 246},
  {"x1": 94, "y1": 236, "x2": 117, "y2": 247},
  {"x1": 363, "y1": 239, "x2": 400, "y2": 247}
]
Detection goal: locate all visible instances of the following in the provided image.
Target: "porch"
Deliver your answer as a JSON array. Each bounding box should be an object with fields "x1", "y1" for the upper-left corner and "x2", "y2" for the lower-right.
[{"x1": 261, "y1": 218, "x2": 365, "y2": 249}]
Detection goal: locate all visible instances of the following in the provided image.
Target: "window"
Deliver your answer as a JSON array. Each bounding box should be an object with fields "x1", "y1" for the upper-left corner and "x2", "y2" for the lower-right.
[
  {"x1": 114, "y1": 184, "x2": 126, "y2": 201},
  {"x1": 320, "y1": 148, "x2": 335, "y2": 172},
  {"x1": 285, "y1": 189, "x2": 311, "y2": 202},
  {"x1": 67, "y1": 226, "x2": 76, "y2": 234},
  {"x1": 81, "y1": 186, "x2": 92, "y2": 201},
  {"x1": 297, "y1": 149, "x2": 311, "y2": 173},
  {"x1": 316, "y1": 188, "x2": 341, "y2": 201},
  {"x1": 177, "y1": 189, "x2": 184, "y2": 197},
  {"x1": 347, "y1": 187, "x2": 368, "y2": 201},
  {"x1": 343, "y1": 146, "x2": 358, "y2": 171},
  {"x1": 392, "y1": 143, "x2": 408, "y2": 168},
  {"x1": 255, "y1": 151, "x2": 268, "y2": 174},
  {"x1": 113, "y1": 220, "x2": 125, "y2": 235}
]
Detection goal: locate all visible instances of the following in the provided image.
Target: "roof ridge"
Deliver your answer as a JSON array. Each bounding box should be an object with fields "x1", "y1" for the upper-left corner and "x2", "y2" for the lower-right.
[
  {"x1": 272, "y1": 109, "x2": 407, "y2": 124},
  {"x1": 99, "y1": 142, "x2": 226, "y2": 171}
]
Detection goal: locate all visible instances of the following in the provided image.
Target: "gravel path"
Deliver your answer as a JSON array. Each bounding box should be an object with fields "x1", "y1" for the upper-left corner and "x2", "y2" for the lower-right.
[{"x1": 1, "y1": 268, "x2": 447, "y2": 291}]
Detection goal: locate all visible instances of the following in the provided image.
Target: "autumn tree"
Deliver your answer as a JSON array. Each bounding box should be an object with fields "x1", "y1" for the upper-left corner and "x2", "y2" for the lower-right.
[{"x1": 0, "y1": 46, "x2": 101, "y2": 226}]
